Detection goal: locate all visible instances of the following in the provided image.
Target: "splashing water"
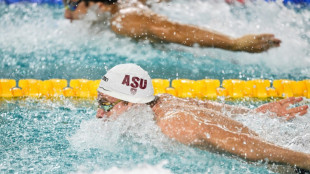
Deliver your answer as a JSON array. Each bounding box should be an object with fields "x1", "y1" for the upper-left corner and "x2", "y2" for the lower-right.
[
  {"x1": 231, "y1": 98, "x2": 310, "y2": 154},
  {"x1": 69, "y1": 105, "x2": 173, "y2": 152},
  {"x1": 1, "y1": 0, "x2": 310, "y2": 173},
  {"x1": 1, "y1": 98, "x2": 286, "y2": 173}
]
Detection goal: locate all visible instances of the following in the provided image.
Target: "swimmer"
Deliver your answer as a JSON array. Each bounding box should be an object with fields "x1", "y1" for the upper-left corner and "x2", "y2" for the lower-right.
[
  {"x1": 96, "y1": 63, "x2": 310, "y2": 171},
  {"x1": 63, "y1": 0, "x2": 281, "y2": 53}
]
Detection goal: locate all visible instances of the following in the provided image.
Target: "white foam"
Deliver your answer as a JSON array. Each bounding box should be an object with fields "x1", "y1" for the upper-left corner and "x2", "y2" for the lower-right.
[
  {"x1": 231, "y1": 100, "x2": 310, "y2": 153},
  {"x1": 68, "y1": 105, "x2": 173, "y2": 152},
  {"x1": 70, "y1": 99, "x2": 310, "y2": 157},
  {"x1": 73, "y1": 161, "x2": 172, "y2": 174}
]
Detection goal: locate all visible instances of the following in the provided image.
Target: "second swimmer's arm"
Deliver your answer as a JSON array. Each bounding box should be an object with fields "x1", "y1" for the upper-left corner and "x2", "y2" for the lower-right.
[
  {"x1": 145, "y1": 16, "x2": 281, "y2": 53},
  {"x1": 146, "y1": 15, "x2": 237, "y2": 50},
  {"x1": 111, "y1": 12, "x2": 280, "y2": 53}
]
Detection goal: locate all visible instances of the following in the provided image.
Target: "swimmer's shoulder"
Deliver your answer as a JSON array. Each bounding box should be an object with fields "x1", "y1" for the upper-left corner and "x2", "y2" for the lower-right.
[
  {"x1": 152, "y1": 94, "x2": 183, "y2": 121},
  {"x1": 152, "y1": 94, "x2": 190, "y2": 113},
  {"x1": 156, "y1": 93, "x2": 177, "y2": 103},
  {"x1": 111, "y1": 1, "x2": 164, "y2": 25},
  {"x1": 110, "y1": 4, "x2": 154, "y2": 35},
  {"x1": 152, "y1": 94, "x2": 174, "y2": 110}
]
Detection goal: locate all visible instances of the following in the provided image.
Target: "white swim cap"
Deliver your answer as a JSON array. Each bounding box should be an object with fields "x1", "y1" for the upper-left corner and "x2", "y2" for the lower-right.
[{"x1": 97, "y1": 64, "x2": 155, "y2": 103}]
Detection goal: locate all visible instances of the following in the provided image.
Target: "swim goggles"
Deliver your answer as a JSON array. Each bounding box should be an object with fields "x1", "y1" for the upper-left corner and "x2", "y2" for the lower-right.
[
  {"x1": 97, "y1": 98, "x2": 122, "y2": 112},
  {"x1": 65, "y1": 0, "x2": 82, "y2": 11}
]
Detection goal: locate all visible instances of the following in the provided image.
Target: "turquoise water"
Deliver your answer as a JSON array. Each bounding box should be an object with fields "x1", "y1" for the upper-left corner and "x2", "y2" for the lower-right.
[{"x1": 1, "y1": 1, "x2": 310, "y2": 173}]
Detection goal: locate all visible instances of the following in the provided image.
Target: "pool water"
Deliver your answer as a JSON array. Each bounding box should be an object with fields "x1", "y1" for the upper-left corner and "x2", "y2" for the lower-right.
[
  {"x1": 0, "y1": 99, "x2": 279, "y2": 173},
  {"x1": 0, "y1": 0, "x2": 310, "y2": 173}
]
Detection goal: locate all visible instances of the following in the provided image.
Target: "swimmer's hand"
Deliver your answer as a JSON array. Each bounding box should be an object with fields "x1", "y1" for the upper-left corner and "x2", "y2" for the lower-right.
[
  {"x1": 233, "y1": 34, "x2": 281, "y2": 53},
  {"x1": 255, "y1": 97, "x2": 308, "y2": 120}
]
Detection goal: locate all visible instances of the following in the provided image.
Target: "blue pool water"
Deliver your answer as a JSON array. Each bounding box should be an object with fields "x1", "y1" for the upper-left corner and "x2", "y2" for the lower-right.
[{"x1": 1, "y1": 1, "x2": 310, "y2": 173}]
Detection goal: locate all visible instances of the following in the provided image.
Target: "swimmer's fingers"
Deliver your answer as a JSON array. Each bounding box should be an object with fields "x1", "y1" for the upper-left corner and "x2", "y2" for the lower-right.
[
  {"x1": 282, "y1": 105, "x2": 309, "y2": 120},
  {"x1": 258, "y1": 97, "x2": 295, "y2": 113},
  {"x1": 270, "y1": 38, "x2": 281, "y2": 46},
  {"x1": 265, "y1": 39, "x2": 281, "y2": 49},
  {"x1": 291, "y1": 97, "x2": 303, "y2": 104},
  {"x1": 287, "y1": 105, "x2": 309, "y2": 115},
  {"x1": 261, "y1": 34, "x2": 281, "y2": 46},
  {"x1": 278, "y1": 97, "x2": 302, "y2": 105},
  {"x1": 298, "y1": 109, "x2": 308, "y2": 116},
  {"x1": 281, "y1": 97, "x2": 304, "y2": 110},
  {"x1": 253, "y1": 41, "x2": 280, "y2": 53},
  {"x1": 285, "y1": 109, "x2": 307, "y2": 121},
  {"x1": 278, "y1": 97, "x2": 294, "y2": 105},
  {"x1": 258, "y1": 34, "x2": 281, "y2": 50},
  {"x1": 236, "y1": 34, "x2": 281, "y2": 53}
]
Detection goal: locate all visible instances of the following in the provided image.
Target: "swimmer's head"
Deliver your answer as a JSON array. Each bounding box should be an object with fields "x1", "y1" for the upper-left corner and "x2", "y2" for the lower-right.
[
  {"x1": 63, "y1": 0, "x2": 117, "y2": 21},
  {"x1": 97, "y1": 64, "x2": 155, "y2": 104}
]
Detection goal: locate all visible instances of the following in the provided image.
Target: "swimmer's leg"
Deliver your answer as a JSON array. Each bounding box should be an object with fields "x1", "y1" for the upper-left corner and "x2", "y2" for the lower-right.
[{"x1": 157, "y1": 112, "x2": 310, "y2": 170}]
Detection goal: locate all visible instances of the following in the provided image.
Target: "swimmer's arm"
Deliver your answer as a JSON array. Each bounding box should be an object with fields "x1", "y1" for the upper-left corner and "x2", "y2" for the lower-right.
[
  {"x1": 112, "y1": 14, "x2": 233, "y2": 49},
  {"x1": 146, "y1": 19, "x2": 281, "y2": 53},
  {"x1": 111, "y1": 13, "x2": 280, "y2": 53},
  {"x1": 146, "y1": 16, "x2": 281, "y2": 53},
  {"x1": 157, "y1": 110, "x2": 310, "y2": 170},
  {"x1": 146, "y1": 16, "x2": 237, "y2": 50}
]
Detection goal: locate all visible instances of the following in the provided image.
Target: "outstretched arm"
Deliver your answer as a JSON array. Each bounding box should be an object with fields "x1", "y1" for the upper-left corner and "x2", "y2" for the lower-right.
[
  {"x1": 156, "y1": 109, "x2": 310, "y2": 170},
  {"x1": 111, "y1": 12, "x2": 281, "y2": 53}
]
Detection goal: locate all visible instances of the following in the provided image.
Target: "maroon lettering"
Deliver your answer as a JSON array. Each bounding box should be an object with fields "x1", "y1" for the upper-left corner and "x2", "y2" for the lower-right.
[
  {"x1": 122, "y1": 75, "x2": 130, "y2": 86},
  {"x1": 122, "y1": 75, "x2": 148, "y2": 89},
  {"x1": 140, "y1": 79, "x2": 147, "y2": 89},
  {"x1": 131, "y1": 77, "x2": 140, "y2": 88}
]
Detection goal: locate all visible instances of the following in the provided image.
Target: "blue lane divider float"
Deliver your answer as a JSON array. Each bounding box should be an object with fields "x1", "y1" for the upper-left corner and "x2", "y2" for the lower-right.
[{"x1": 283, "y1": 0, "x2": 310, "y2": 5}]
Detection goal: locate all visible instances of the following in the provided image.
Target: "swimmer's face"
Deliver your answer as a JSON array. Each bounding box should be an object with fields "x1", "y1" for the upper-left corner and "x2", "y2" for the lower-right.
[
  {"x1": 63, "y1": 0, "x2": 113, "y2": 21},
  {"x1": 63, "y1": 0, "x2": 90, "y2": 21},
  {"x1": 96, "y1": 92, "x2": 133, "y2": 119}
]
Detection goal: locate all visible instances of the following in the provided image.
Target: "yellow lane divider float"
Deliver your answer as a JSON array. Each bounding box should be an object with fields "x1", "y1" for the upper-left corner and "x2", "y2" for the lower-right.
[{"x1": 1, "y1": 79, "x2": 310, "y2": 99}]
